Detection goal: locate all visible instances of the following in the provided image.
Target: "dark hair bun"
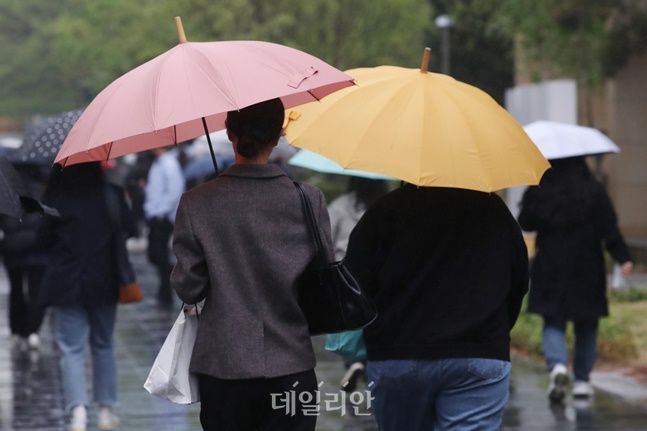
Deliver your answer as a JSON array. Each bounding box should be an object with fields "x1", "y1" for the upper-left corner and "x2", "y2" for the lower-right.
[{"x1": 225, "y1": 98, "x2": 285, "y2": 158}]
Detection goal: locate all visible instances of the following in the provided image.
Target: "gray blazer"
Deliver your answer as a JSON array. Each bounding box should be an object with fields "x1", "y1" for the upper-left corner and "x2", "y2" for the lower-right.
[{"x1": 171, "y1": 164, "x2": 333, "y2": 379}]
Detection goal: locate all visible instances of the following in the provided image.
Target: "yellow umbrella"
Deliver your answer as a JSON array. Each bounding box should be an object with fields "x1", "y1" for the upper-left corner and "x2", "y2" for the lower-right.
[{"x1": 284, "y1": 48, "x2": 549, "y2": 192}]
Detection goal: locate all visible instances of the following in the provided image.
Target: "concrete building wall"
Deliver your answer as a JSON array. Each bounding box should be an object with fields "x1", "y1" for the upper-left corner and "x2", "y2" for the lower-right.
[
  {"x1": 605, "y1": 52, "x2": 647, "y2": 238},
  {"x1": 504, "y1": 80, "x2": 578, "y2": 218}
]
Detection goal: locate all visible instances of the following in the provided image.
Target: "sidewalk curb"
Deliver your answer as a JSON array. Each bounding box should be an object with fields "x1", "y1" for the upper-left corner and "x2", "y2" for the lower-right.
[{"x1": 591, "y1": 369, "x2": 647, "y2": 402}]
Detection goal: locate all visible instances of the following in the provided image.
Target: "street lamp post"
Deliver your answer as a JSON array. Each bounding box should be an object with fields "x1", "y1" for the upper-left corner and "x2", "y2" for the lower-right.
[{"x1": 435, "y1": 14, "x2": 454, "y2": 75}]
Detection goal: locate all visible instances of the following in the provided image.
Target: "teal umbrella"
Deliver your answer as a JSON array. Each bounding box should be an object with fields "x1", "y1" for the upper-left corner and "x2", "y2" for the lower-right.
[{"x1": 289, "y1": 149, "x2": 391, "y2": 180}]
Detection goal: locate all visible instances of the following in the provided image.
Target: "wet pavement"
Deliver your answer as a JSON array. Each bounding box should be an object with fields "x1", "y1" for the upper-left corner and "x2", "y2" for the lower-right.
[{"x1": 1, "y1": 251, "x2": 647, "y2": 430}]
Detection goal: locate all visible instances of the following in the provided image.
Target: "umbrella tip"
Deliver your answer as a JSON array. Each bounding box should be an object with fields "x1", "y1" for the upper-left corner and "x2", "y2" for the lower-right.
[
  {"x1": 175, "y1": 16, "x2": 188, "y2": 43},
  {"x1": 420, "y1": 47, "x2": 431, "y2": 73}
]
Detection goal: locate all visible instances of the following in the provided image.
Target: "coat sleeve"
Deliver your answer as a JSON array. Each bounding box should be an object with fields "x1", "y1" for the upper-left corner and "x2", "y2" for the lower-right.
[
  {"x1": 598, "y1": 187, "x2": 632, "y2": 264},
  {"x1": 170, "y1": 195, "x2": 209, "y2": 304},
  {"x1": 517, "y1": 186, "x2": 541, "y2": 232},
  {"x1": 344, "y1": 203, "x2": 386, "y2": 298},
  {"x1": 507, "y1": 218, "x2": 529, "y2": 330},
  {"x1": 113, "y1": 185, "x2": 138, "y2": 238},
  {"x1": 37, "y1": 210, "x2": 61, "y2": 251}
]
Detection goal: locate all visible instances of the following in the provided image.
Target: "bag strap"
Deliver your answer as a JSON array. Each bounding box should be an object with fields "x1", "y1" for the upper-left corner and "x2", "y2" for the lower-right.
[{"x1": 293, "y1": 182, "x2": 328, "y2": 267}]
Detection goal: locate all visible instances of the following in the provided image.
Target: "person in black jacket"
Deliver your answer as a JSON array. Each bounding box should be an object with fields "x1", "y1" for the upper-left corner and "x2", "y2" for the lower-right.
[
  {"x1": 345, "y1": 185, "x2": 528, "y2": 431},
  {"x1": 518, "y1": 156, "x2": 633, "y2": 402},
  {"x1": 39, "y1": 162, "x2": 134, "y2": 431},
  {"x1": 0, "y1": 165, "x2": 48, "y2": 350}
]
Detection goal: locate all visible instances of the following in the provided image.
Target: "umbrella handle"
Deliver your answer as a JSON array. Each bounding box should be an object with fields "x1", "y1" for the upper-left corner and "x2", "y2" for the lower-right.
[{"x1": 175, "y1": 16, "x2": 187, "y2": 43}]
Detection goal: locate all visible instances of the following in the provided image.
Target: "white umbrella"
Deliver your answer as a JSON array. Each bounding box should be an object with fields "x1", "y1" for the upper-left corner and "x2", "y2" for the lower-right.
[
  {"x1": 523, "y1": 121, "x2": 620, "y2": 160},
  {"x1": 188, "y1": 130, "x2": 233, "y2": 159}
]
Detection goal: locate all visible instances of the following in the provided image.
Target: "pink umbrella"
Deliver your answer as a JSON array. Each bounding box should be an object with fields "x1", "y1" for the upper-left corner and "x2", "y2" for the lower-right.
[{"x1": 55, "y1": 17, "x2": 353, "y2": 169}]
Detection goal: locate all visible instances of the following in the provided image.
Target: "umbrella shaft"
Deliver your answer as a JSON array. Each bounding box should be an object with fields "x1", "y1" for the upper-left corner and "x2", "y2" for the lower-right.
[{"x1": 201, "y1": 117, "x2": 220, "y2": 175}]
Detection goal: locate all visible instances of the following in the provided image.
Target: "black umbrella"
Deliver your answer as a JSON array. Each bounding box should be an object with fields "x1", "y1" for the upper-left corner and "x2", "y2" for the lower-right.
[
  {"x1": 12, "y1": 109, "x2": 83, "y2": 166},
  {"x1": 0, "y1": 157, "x2": 58, "y2": 218}
]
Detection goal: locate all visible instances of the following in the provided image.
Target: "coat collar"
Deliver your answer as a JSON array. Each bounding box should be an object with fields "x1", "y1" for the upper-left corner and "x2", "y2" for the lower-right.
[{"x1": 220, "y1": 163, "x2": 287, "y2": 179}]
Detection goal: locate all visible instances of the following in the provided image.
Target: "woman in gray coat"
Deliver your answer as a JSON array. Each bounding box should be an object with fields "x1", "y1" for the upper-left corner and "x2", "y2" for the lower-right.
[{"x1": 171, "y1": 98, "x2": 333, "y2": 431}]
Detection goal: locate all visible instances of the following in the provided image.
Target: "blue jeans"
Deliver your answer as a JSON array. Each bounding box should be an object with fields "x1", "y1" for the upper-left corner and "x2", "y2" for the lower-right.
[
  {"x1": 53, "y1": 305, "x2": 117, "y2": 410},
  {"x1": 542, "y1": 317, "x2": 598, "y2": 382},
  {"x1": 367, "y1": 358, "x2": 510, "y2": 431}
]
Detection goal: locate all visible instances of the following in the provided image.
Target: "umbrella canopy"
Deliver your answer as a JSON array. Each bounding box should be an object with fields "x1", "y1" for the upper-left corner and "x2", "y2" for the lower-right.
[
  {"x1": 284, "y1": 52, "x2": 549, "y2": 192},
  {"x1": 55, "y1": 18, "x2": 353, "y2": 167},
  {"x1": 289, "y1": 149, "x2": 392, "y2": 180},
  {"x1": 523, "y1": 121, "x2": 620, "y2": 160},
  {"x1": 0, "y1": 159, "x2": 23, "y2": 218},
  {"x1": 0, "y1": 157, "x2": 58, "y2": 218},
  {"x1": 13, "y1": 109, "x2": 83, "y2": 166}
]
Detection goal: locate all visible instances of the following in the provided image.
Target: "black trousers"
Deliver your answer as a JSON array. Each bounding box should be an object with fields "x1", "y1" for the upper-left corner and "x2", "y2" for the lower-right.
[
  {"x1": 197, "y1": 369, "x2": 318, "y2": 431},
  {"x1": 146, "y1": 217, "x2": 174, "y2": 303},
  {"x1": 8, "y1": 266, "x2": 45, "y2": 337}
]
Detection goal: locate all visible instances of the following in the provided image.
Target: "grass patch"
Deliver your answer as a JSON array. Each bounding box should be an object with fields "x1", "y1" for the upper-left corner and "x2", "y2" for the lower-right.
[
  {"x1": 607, "y1": 300, "x2": 647, "y2": 363},
  {"x1": 510, "y1": 306, "x2": 544, "y2": 357},
  {"x1": 511, "y1": 295, "x2": 645, "y2": 364}
]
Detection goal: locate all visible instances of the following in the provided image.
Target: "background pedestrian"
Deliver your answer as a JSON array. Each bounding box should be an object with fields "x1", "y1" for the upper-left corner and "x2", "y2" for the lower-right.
[
  {"x1": 518, "y1": 156, "x2": 633, "y2": 402},
  {"x1": 39, "y1": 162, "x2": 134, "y2": 431},
  {"x1": 144, "y1": 148, "x2": 184, "y2": 306},
  {"x1": 0, "y1": 164, "x2": 48, "y2": 351}
]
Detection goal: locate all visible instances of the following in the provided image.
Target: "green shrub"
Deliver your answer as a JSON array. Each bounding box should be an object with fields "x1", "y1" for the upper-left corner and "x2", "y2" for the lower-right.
[
  {"x1": 608, "y1": 287, "x2": 647, "y2": 303},
  {"x1": 510, "y1": 308, "x2": 544, "y2": 357},
  {"x1": 598, "y1": 316, "x2": 639, "y2": 361}
]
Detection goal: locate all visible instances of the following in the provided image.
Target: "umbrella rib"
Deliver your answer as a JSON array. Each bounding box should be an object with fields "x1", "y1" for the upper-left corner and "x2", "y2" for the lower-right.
[
  {"x1": 418, "y1": 80, "x2": 428, "y2": 186},
  {"x1": 438, "y1": 83, "x2": 490, "y2": 190},
  {"x1": 245, "y1": 42, "x2": 293, "y2": 75},
  {"x1": 342, "y1": 77, "x2": 413, "y2": 174},
  {"x1": 187, "y1": 44, "x2": 239, "y2": 108},
  {"x1": 151, "y1": 48, "x2": 177, "y2": 129},
  {"x1": 84, "y1": 76, "x2": 131, "y2": 154}
]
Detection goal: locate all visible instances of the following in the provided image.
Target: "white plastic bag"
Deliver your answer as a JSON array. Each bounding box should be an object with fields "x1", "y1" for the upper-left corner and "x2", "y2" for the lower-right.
[{"x1": 144, "y1": 305, "x2": 201, "y2": 404}]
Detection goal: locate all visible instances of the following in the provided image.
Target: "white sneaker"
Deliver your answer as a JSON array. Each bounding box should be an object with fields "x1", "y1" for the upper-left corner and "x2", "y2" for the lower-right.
[
  {"x1": 68, "y1": 405, "x2": 87, "y2": 431},
  {"x1": 97, "y1": 406, "x2": 120, "y2": 430},
  {"x1": 27, "y1": 333, "x2": 40, "y2": 350},
  {"x1": 572, "y1": 380, "x2": 594, "y2": 399},
  {"x1": 548, "y1": 363, "x2": 570, "y2": 403}
]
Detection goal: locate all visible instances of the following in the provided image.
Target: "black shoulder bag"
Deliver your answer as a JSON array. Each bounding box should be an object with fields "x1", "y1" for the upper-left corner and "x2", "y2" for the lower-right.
[{"x1": 293, "y1": 182, "x2": 377, "y2": 335}]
